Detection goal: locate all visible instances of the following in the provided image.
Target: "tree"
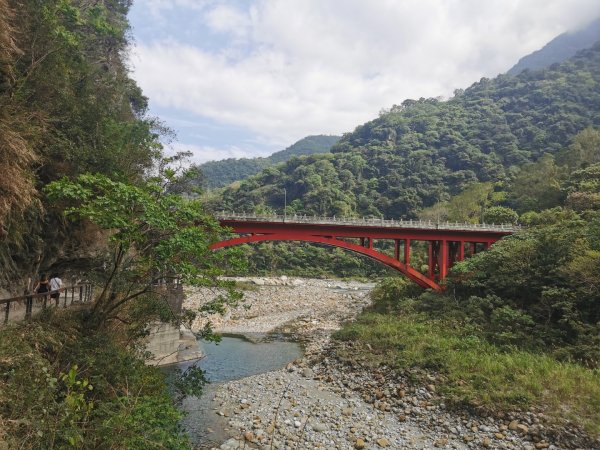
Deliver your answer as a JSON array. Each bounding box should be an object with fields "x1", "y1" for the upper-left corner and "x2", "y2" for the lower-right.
[
  {"x1": 508, "y1": 154, "x2": 565, "y2": 213},
  {"x1": 557, "y1": 127, "x2": 600, "y2": 170},
  {"x1": 482, "y1": 206, "x2": 519, "y2": 224},
  {"x1": 45, "y1": 173, "x2": 242, "y2": 328}
]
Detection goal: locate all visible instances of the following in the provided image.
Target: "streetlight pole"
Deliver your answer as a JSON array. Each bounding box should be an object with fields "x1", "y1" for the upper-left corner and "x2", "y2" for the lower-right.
[{"x1": 283, "y1": 188, "x2": 287, "y2": 222}]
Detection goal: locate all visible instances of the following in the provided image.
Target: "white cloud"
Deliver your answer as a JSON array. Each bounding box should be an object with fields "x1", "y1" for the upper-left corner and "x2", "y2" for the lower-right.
[
  {"x1": 131, "y1": 0, "x2": 600, "y2": 154},
  {"x1": 143, "y1": 0, "x2": 212, "y2": 17},
  {"x1": 205, "y1": 4, "x2": 251, "y2": 39},
  {"x1": 167, "y1": 142, "x2": 254, "y2": 165}
]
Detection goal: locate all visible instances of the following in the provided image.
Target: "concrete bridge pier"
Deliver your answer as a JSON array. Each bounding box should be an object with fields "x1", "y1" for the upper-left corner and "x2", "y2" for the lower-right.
[{"x1": 144, "y1": 283, "x2": 203, "y2": 366}]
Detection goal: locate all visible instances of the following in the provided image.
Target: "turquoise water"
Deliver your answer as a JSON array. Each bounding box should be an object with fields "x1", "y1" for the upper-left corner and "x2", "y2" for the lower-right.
[{"x1": 164, "y1": 335, "x2": 303, "y2": 448}]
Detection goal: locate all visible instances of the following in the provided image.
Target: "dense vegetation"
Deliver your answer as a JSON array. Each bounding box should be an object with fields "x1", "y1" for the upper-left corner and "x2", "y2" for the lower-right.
[
  {"x1": 0, "y1": 0, "x2": 164, "y2": 290},
  {"x1": 0, "y1": 310, "x2": 192, "y2": 449},
  {"x1": 197, "y1": 135, "x2": 340, "y2": 190}
]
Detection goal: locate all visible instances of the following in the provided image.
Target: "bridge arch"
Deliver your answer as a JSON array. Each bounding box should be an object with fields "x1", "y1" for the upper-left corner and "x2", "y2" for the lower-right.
[{"x1": 211, "y1": 233, "x2": 442, "y2": 291}]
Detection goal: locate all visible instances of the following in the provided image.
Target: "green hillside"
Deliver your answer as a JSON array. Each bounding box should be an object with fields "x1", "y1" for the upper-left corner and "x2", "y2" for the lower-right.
[
  {"x1": 197, "y1": 135, "x2": 340, "y2": 189},
  {"x1": 210, "y1": 43, "x2": 600, "y2": 219}
]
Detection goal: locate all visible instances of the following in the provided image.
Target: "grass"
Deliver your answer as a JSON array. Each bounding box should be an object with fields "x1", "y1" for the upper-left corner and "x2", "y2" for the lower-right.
[
  {"x1": 233, "y1": 280, "x2": 260, "y2": 291},
  {"x1": 334, "y1": 312, "x2": 600, "y2": 438}
]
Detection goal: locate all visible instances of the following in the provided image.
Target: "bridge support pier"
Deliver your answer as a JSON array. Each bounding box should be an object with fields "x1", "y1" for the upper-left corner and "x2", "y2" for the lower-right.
[
  {"x1": 439, "y1": 240, "x2": 448, "y2": 280},
  {"x1": 394, "y1": 239, "x2": 411, "y2": 265},
  {"x1": 428, "y1": 242, "x2": 434, "y2": 278}
]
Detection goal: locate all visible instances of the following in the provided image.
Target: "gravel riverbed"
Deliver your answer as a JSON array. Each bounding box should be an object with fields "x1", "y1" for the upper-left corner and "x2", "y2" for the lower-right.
[{"x1": 183, "y1": 278, "x2": 588, "y2": 450}]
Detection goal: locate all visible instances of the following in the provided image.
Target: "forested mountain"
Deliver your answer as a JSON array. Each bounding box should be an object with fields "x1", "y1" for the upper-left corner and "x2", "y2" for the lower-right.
[
  {"x1": 508, "y1": 18, "x2": 600, "y2": 75},
  {"x1": 210, "y1": 43, "x2": 600, "y2": 219},
  {"x1": 197, "y1": 135, "x2": 340, "y2": 189}
]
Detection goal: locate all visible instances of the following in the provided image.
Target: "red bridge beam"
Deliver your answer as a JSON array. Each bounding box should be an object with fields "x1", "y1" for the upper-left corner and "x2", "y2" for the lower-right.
[{"x1": 211, "y1": 219, "x2": 513, "y2": 291}]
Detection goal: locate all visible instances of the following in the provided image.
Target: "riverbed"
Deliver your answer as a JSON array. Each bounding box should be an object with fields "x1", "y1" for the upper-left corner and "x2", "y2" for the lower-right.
[{"x1": 179, "y1": 278, "x2": 538, "y2": 450}]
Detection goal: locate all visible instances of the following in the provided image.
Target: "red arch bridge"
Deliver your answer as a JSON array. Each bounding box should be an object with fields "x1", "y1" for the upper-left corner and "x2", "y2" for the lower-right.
[{"x1": 211, "y1": 213, "x2": 520, "y2": 291}]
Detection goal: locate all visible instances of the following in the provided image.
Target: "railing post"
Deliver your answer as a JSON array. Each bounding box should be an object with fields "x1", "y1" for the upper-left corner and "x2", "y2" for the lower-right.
[
  {"x1": 4, "y1": 302, "x2": 9, "y2": 324},
  {"x1": 25, "y1": 295, "x2": 32, "y2": 320},
  {"x1": 79, "y1": 286, "x2": 83, "y2": 303}
]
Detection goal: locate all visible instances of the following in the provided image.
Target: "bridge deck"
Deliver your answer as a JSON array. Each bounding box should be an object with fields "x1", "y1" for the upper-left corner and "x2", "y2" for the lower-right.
[{"x1": 216, "y1": 213, "x2": 520, "y2": 234}]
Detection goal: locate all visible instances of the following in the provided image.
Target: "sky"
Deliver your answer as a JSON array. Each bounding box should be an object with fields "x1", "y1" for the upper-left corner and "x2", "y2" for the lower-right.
[{"x1": 127, "y1": 0, "x2": 600, "y2": 165}]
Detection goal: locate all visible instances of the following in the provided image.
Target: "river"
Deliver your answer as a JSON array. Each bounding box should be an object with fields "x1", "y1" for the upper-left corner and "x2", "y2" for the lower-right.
[{"x1": 164, "y1": 335, "x2": 303, "y2": 448}]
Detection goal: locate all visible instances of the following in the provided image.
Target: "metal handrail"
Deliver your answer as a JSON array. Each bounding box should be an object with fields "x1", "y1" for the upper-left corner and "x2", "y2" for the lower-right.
[
  {"x1": 216, "y1": 212, "x2": 521, "y2": 233},
  {"x1": 1, "y1": 283, "x2": 94, "y2": 324}
]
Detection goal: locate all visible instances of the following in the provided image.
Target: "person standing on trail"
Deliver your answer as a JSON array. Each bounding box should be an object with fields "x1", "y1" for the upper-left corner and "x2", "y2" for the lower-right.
[
  {"x1": 49, "y1": 273, "x2": 63, "y2": 301},
  {"x1": 34, "y1": 274, "x2": 49, "y2": 294}
]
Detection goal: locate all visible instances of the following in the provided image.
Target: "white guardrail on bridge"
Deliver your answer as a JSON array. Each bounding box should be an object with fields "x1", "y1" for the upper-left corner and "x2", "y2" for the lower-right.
[{"x1": 216, "y1": 212, "x2": 521, "y2": 233}]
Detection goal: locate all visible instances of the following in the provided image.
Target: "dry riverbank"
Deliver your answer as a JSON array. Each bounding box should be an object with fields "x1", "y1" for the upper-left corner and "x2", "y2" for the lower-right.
[{"x1": 183, "y1": 278, "x2": 562, "y2": 450}]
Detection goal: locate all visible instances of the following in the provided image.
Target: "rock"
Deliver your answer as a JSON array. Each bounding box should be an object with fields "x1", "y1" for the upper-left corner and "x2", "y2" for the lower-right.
[
  {"x1": 243, "y1": 431, "x2": 254, "y2": 442},
  {"x1": 312, "y1": 422, "x2": 327, "y2": 432},
  {"x1": 517, "y1": 424, "x2": 530, "y2": 434},
  {"x1": 534, "y1": 443, "x2": 550, "y2": 449},
  {"x1": 434, "y1": 438, "x2": 448, "y2": 447},
  {"x1": 294, "y1": 420, "x2": 302, "y2": 428},
  {"x1": 302, "y1": 368, "x2": 314, "y2": 378},
  {"x1": 342, "y1": 407, "x2": 353, "y2": 416},
  {"x1": 355, "y1": 438, "x2": 366, "y2": 449},
  {"x1": 508, "y1": 420, "x2": 519, "y2": 430},
  {"x1": 494, "y1": 433, "x2": 504, "y2": 439},
  {"x1": 220, "y1": 438, "x2": 241, "y2": 450},
  {"x1": 376, "y1": 437, "x2": 390, "y2": 447},
  {"x1": 426, "y1": 384, "x2": 436, "y2": 392},
  {"x1": 482, "y1": 437, "x2": 492, "y2": 447}
]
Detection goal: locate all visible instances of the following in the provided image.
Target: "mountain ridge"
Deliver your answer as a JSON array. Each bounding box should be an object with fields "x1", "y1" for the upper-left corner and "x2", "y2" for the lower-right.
[
  {"x1": 507, "y1": 18, "x2": 600, "y2": 75},
  {"x1": 198, "y1": 135, "x2": 340, "y2": 189}
]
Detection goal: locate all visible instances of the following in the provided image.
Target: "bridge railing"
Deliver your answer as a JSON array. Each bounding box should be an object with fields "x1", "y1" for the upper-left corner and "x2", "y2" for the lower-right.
[
  {"x1": 216, "y1": 212, "x2": 521, "y2": 233},
  {"x1": 0, "y1": 284, "x2": 94, "y2": 325}
]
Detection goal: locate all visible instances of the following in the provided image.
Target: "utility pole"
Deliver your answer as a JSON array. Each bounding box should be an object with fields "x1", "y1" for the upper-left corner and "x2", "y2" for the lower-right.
[{"x1": 283, "y1": 188, "x2": 287, "y2": 222}]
